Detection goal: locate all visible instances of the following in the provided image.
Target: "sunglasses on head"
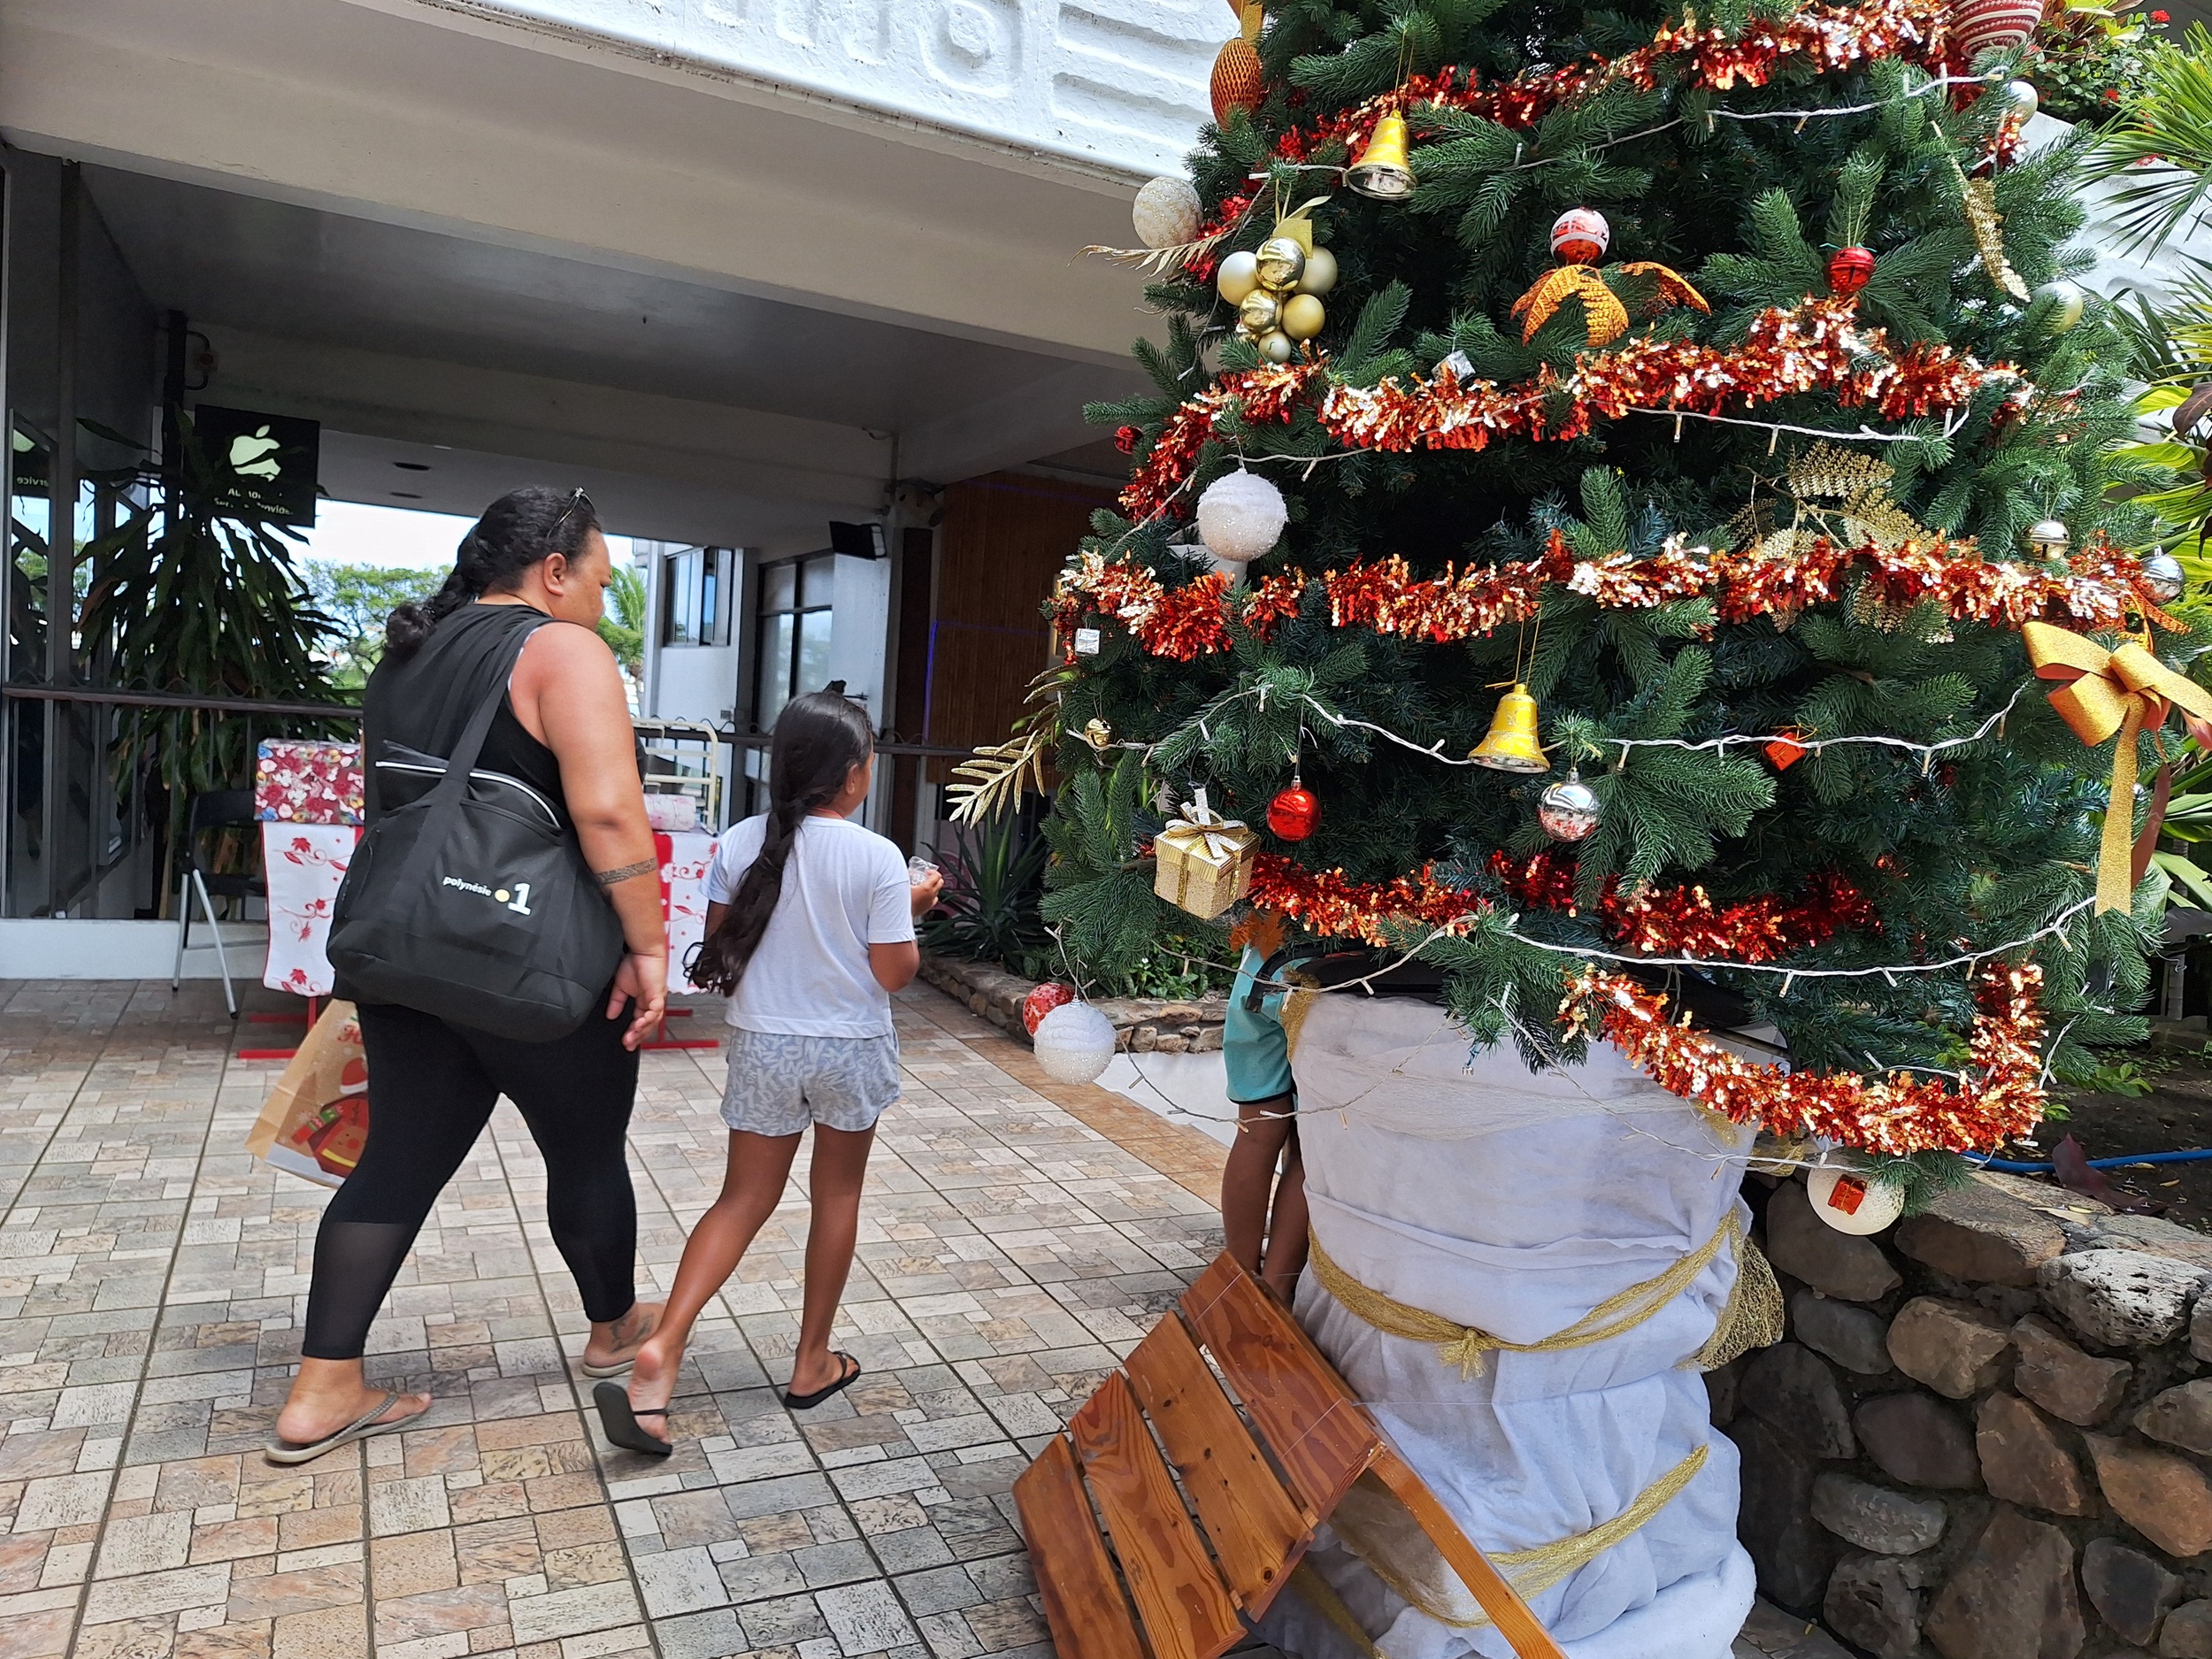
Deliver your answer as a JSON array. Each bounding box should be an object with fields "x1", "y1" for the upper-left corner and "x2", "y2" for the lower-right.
[{"x1": 551, "y1": 487, "x2": 594, "y2": 536}]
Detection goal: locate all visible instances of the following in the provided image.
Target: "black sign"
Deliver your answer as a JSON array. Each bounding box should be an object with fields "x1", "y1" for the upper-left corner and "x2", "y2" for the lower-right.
[{"x1": 191, "y1": 405, "x2": 320, "y2": 527}]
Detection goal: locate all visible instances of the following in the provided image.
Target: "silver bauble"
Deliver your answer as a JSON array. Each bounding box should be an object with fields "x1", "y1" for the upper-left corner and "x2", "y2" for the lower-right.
[
  {"x1": 1537, "y1": 769, "x2": 1602, "y2": 842},
  {"x1": 2002, "y1": 79, "x2": 2039, "y2": 119},
  {"x1": 2144, "y1": 551, "x2": 2187, "y2": 603}
]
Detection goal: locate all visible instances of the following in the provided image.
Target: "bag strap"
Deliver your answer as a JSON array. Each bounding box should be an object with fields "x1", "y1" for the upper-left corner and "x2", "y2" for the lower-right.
[{"x1": 387, "y1": 615, "x2": 546, "y2": 893}]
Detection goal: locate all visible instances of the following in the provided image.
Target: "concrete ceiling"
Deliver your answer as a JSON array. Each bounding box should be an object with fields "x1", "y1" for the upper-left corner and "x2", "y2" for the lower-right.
[{"x1": 83, "y1": 166, "x2": 1110, "y2": 437}]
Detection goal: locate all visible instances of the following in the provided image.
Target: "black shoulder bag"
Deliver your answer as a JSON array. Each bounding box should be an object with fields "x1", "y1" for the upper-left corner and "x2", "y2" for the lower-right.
[{"x1": 327, "y1": 626, "x2": 626, "y2": 1041}]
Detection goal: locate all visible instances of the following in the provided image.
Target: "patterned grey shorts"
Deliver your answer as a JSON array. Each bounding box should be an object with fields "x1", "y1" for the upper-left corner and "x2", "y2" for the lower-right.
[{"x1": 720, "y1": 1029, "x2": 901, "y2": 1136}]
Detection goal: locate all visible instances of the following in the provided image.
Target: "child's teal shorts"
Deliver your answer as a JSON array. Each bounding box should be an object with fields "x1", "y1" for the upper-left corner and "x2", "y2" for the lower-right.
[{"x1": 1225, "y1": 944, "x2": 1294, "y2": 1104}]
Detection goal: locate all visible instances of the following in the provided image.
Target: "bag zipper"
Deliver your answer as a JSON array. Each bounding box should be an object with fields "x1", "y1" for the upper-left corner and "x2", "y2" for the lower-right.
[{"x1": 376, "y1": 759, "x2": 561, "y2": 828}]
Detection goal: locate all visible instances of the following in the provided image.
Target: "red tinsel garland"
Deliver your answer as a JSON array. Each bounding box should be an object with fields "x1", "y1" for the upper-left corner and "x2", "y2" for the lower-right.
[
  {"x1": 1491, "y1": 852, "x2": 1880, "y2": 963},
  {"x1": 1119, "y1": 301, "x2": 2022, "y2": 518},
  {"x1": 1269, "y1": 0, "x2": 1949, "y2": 171},
  {"x1": 1563, "y1": 962, "x2": 2047, "y2": 1154},
  {"x1": 1058, "y1": 532, "x2": 2164, "y2": 662}
]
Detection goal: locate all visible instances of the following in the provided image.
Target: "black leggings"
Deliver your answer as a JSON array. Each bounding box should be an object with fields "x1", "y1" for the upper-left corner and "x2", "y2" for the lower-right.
[{"x1": 301, "y1": 1001, "x2": 641, "y2": 1361}]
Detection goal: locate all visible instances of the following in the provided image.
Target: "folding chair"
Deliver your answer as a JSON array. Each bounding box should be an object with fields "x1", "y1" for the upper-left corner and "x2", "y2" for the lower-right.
[
  {"x1": 1014, "y1": 1251, "x2": 1567, "y2": 1659},
  {"x1": 171, "y1": 788, "x2": 262, "y2": 1018}
]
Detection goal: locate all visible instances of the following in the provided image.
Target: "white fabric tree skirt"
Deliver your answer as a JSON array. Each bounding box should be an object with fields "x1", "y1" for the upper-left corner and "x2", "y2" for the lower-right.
[{"x1": 1257, "y1": 994, "x2": 1758, "y2": 1659}]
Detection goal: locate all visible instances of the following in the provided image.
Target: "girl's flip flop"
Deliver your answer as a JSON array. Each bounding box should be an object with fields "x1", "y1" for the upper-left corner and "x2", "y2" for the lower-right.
[
  {"x1": 578, "y1": 1356, "x2": 634, "y2": 1379},
  {"x1": 782, "y1": 1353, "x2": 862, "y2": 1411},
  {"x1": 593, "y1": 1379, "x2": 673, "y2": 1457},
  {"x1": 265, "y1": 1391, "x2": 422, "y2": 1466}
]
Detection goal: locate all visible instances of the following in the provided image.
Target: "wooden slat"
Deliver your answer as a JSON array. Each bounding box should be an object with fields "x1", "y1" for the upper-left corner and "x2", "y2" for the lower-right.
[
  {"x1": 1012, "y1": 1436, "x2": 1148, "y2": 1659},
  {"x1": 1371, "y1": 1448, "x2": 1569, "y2": 1659},
  {"x1": 1180, "y1": 1252, "x2": 1379, "y2": 1516},
  {"x1": 1125, "y1": 1313, "x2": 1314, "y2": 1617},
  {"x1": 1069, "y1": 1371, "x2": 1245, "y2": 1659}
]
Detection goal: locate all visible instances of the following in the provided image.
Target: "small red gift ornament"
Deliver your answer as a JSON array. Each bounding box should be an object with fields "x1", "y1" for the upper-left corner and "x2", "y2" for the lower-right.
[{"x1": 1767, "y1": 730, "x2": 1809, "y2": 771}]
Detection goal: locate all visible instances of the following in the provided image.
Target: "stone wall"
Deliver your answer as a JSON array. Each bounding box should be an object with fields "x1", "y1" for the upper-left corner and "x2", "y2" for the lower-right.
[
  {"x1": 1722, "y1": 1166, "x2": 2212, "y2": 1658},
  {"x1": 915, "y1": 953, "x2": 1226, "y2": 1054}
]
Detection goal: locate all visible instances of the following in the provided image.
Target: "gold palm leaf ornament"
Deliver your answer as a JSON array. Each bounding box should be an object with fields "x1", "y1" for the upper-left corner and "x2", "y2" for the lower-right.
[{"x1": 1510, "y1": 263, "x2": 1708, "y2": 347}]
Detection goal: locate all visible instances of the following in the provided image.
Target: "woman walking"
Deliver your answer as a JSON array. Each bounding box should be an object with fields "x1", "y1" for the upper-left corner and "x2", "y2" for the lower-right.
[
  {"x1": 595, "y1": 687, "x2": 938, "y2": 1455},
  {"x1": 269, "y1": 486, "x2": 667, "y2": 1463}
]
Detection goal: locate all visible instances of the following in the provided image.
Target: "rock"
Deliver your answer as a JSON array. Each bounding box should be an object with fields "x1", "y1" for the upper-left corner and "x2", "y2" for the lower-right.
[
  {"x1": 1727, "y1": 1414, "x2": 1839, "y2": 1613},
  {"x1": 1895, "y1": 1182, "x2": 2066, "y2": 1286},
  {"x1": 2195, "y1": 1295, "x2": 2212, "y2": 1364},
  {"x1": 2082, "y1": 1536, "x2": 2185, "y2": 1647},
  {"x1": 1975, "y1": 1391, "x2": 2091, "y2": 1516},
  {"x1": 2038, "y1": 1249, "x2": 2204, "y2": 1349},
  {"x1": 2085, "y1": 1433, "x2": 2212, "y2": 1556},
  {"x1": 2087, "y1": 1213, "x2": 2212, "y2": 1273},
  {"x1": 1886, "y1": 1297, "x2": 2013, "y2": 1399},
  {"x1": 1705, "y1": 1356, "x2": 1741, "y2": 1426},
  {"x1": 2163, "y1": 1600, "x2": 2212, "y2": 1658},
  {"x1": 1825, "y1": 1554, "x2": 1924, "y2": 1659},
  {"x1": 1742, "y1": 1342, "x2": 1857, "y2": 1459},
  {"x1": 2013, "y1": 1313, "x2": 2131, "y2": 1426},
  {"x1": 1923, "y1": 1506, "x2": 2084, "y2": 1659},
  {"x1": 2139, "y1": 1379, "x2": 2212, "y2": 1455},
  {"x1": 1855, "y1": 1392, "x2": 1983, "y2": 1490},
  {"x1": 1765, "y1": 1179, "x2": 1903, "y2": 1302},
  {"x1": 1792, "y1": 1290, "x2": 1893, "y2": 1375},
  {"x1": 1809, "y1": 1472, "x2": 1946, "y2": 1555}
]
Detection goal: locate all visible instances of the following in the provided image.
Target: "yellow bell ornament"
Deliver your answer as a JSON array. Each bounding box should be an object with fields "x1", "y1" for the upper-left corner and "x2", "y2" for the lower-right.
[
  {"x1": 1469, "y1": 684, "x2": 1549, "y2": 773},
  {"x1": 1348, "y1": 111, "x2": 1415, "y2": 200}
]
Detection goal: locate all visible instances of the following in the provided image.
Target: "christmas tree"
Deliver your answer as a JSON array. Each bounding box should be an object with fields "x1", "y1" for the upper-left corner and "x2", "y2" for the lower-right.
[{"x1": 993, "y1": 0, "x2": 2207, "y2": 1171}]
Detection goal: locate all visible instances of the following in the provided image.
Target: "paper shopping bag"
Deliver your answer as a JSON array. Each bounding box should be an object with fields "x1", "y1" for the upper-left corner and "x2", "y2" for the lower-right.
[{"x1": 246, "y1": 999, "x2": 369, "y2": 1188}]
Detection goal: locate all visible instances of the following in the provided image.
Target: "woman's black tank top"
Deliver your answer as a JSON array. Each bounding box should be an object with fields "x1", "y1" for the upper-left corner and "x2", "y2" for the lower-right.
[{"x1": 364, "y1": 603, "x2": 569, "y2": 825}]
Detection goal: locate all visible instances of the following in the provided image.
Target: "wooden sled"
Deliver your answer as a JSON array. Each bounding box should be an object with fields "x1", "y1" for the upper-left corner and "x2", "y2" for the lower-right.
[{"x1": 1013, "y1": 1251, "x2": 1567, "y2": 1659}]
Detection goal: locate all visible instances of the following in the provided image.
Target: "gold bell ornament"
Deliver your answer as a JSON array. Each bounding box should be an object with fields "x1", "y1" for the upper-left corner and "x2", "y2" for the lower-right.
[
  {"x1": 1469, "y1": 684, "x2": 1549, "y2": 773},
  {"x1": 1153, "y1": 787, "x2": 1258, "y2": 918},
  {"x1": 1347, "y1": 111, "x2": 1415, "y2": 200}
]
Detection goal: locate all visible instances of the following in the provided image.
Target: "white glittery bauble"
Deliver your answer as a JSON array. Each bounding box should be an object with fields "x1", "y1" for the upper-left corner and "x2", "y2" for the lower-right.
[
  {"x1": 1195, "y1": 469, "x2": 1288, "y2": 564},
  {"x1": 1033, "y1": 1002, "x2": 1118, "y2": 1084},
  {"x1": 1133, "y1": 177, "x2": 1202, "y2": 250},
  {"x1": 1806, "y1": 1165, "x2": 1904, "y2": 1235}
]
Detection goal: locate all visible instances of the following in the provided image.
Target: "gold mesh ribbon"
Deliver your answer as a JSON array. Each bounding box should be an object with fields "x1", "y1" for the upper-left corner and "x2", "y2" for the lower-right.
[
  {"x1": 1308, "y1": 1214, "x2": 1746, "y2": 1378},
  {"x1": 1321, "y1": 1446, "x2": 1711, "y2": 1637},
  {"x1": 2024, "y1": 621, "x2": 2212, "y2": 913},
  {"x1": 1289, "y1": 1563, "x2": 1386, "y2": 1659},
  {"x1": 1694, "y1": 1233, "x2": 1784, "y2": 1371}
]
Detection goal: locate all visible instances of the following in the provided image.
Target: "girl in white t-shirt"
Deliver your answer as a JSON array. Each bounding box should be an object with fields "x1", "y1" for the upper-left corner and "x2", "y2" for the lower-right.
[{"x1": 596, "y1": 687, "x2": 940, "y2": 1454}]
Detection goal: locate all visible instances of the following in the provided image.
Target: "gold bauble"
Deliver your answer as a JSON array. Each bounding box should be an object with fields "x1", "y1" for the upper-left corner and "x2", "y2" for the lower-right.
[
  {"x1": 1280, "y1": 294, "x2": 1325, "y2": 340},
  {"x1": 1295, "y1": 246, "x2": 1339, "y2": 296},
  {"x1": 1217, "y1": 250, "x2": 1260, "y2": 305},
  {"x1": 1255, "y1": 236, "x2": 1307, "y2": 290},
  {"x1": 1239, "y1": 289, "x2": 1282, "y2": 333},
  {"x1": 1258, "y1": 329, "x2": 1296, "y2": 364}
]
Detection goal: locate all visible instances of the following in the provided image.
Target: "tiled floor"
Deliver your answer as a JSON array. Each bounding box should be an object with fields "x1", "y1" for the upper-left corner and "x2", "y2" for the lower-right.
[{"x1": 0, "y1": 978, "x2": 1230, "y2": 1659}]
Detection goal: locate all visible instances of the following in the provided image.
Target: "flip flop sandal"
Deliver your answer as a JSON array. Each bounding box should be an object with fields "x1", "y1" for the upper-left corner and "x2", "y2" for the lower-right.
[
  {"x1": 593, "y1": 1379, "x2": 673, "y2": 1457},
  {"x1": 782, "y1": 1353, "x2": 862, "y2": 1411},
  {"x1": 578, "y1": 1356, "x2": 635, "y2": 1379},
  {"x1": 265, "y1": 1391, "x2": 420, "y2": 1467}
]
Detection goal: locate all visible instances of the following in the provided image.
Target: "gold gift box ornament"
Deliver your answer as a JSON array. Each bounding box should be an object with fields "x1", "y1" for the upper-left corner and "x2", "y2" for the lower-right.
[{"x1": 1154, "y1": 788, "x2": 1256, "y2": 919}]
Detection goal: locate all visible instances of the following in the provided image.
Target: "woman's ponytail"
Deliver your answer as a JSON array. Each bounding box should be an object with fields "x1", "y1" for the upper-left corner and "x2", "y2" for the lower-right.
[
  {"x1": 382, "y1": 487, "x2": 603, "y2": 660},
  {"x1": 688, "y1": 688, "x2": 877, "y2": 995}
]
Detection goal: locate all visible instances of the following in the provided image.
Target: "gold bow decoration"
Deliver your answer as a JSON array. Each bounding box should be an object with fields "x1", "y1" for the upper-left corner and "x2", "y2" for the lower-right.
[{"x1": 2024, "y1": 620, "x2": 2212, "y2": 912}]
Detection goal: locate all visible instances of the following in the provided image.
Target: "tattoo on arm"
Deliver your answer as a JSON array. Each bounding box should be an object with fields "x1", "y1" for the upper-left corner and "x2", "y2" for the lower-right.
[{"x1": 595, "y1": 858, "x2": 657, "y2": 887}]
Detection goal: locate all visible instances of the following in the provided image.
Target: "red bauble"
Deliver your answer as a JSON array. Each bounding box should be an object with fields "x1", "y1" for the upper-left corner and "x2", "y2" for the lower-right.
[
  {"x1": 1266, "y1": 783, "x2": 1320, "y2": 841},
  {"x1": 1827, "y1": 247, "x2": 1876, "y2": 297},
  {"x1": 1023, "y1": 981, "x2": 1076, "y2": 1036},
  {"x1": 1115, "y1": 425, "x2": 1141, "y2": 454}
]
